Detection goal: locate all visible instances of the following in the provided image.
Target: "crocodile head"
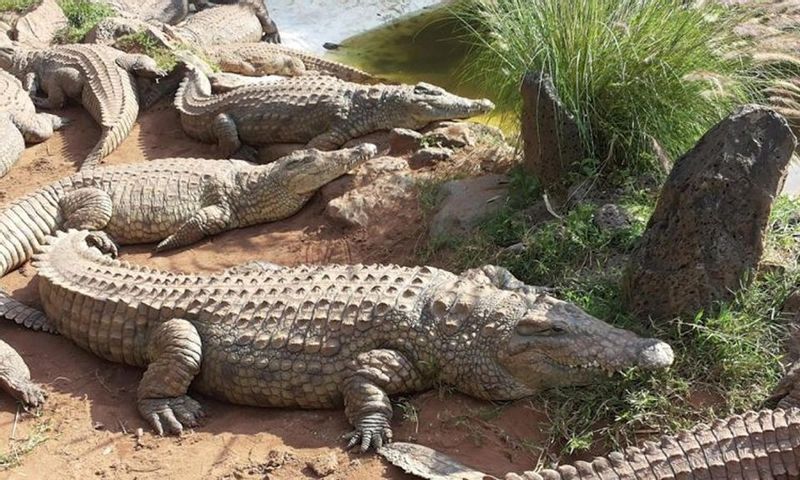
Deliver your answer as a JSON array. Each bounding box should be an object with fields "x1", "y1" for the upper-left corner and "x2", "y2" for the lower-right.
[
  {"x1": 386, "y1": 82, "x2": 494, "y2": 128},
  {"x1": 273, "y1": 143, "x2": 378, "y2": 194},
  {"x1": 430, "y1": 282, "x2": 674, "y2": 400}
]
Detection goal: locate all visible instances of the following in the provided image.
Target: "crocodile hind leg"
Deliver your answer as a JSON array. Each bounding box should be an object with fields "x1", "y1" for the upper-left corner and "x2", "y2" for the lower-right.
[
  {"x1": 211, "y1": 113, "x2": 244, "y2": 158},
  {"x1": 138, "y1": 318, "x2": 204, "y2": 435},
  {"x1": 342, "y1": 349, "x2": 429, "y2": 452},
  {"x1": 155, "y1": 204, "x2": 232, "y2": 252},
  {"x1": 59, "y1": 188, "x2": 113, "y2": 230},
  {"x1": 0, "y1": 339, "x2": 45, "y2": 409},
  {"x1": 32, "y1": 68, "x2": 82, "y2": 110}
]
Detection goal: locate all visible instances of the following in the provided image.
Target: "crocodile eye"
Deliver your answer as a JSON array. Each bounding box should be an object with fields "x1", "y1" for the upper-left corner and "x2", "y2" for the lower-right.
[
  {"x1": 516, "y1": 320, "x2": 565, "y2": 336},
  {"x1": 413, "y1": 84, "x2": 442, "y2": 96}
]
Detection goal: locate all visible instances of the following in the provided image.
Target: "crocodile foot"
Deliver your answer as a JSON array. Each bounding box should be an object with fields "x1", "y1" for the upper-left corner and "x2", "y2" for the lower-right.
[
  {"x1": 138, "y1": 395, "x2": 206, "y2": 435},
  {"x1": 85, "y1": 231, "x2": 119, "y2": 258},
  {"x1": 344, "y1": 412, "x2": 392, "y2": 452},
  {"x1": 10, "y1": 381, "x2": 46, "y2": 409}
]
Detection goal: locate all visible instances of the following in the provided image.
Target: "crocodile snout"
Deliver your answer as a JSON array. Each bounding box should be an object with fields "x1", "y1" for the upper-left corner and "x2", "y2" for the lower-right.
[{"x1": 637, "y1": 341, "x2": 674, "y2": 370}]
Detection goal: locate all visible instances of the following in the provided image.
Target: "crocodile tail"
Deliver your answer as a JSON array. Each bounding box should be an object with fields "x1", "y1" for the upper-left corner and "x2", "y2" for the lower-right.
[
  {"x1": 0, "y1": 186, "x2": 62, "y2": 277},
  {"x1": 505, "y1": 409, "x2": 800, "y2": 480},
  {"x1": 0, "y1": 115, "x2": 25, "y2": 178},
  {"x1": 0, "y1": 289, "x2": 52, "y2": 332},
  {"x1": 174, "y1": 61, "x2": 214, "y2": 114},
  {"x1": 80, "y1": 99, "x2": 137, "y2": 170}
]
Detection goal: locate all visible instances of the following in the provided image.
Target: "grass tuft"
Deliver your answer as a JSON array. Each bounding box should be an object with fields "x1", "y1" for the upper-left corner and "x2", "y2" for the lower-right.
[
  {"x1": 0, "y1": 416, "x2": 51, "y2": 470},
  {"x1": 0, "y1": 0, "x2": 36, "y2": 13},
  {"x1": 54, "y1": 0, "x2": 114, "y2": 43},
  {"x1": 454, "y1": 0, "x2": 767, "y2": 175},
  {"x1": 114, "y1": 31, "x2": 177, "y2": 71}
]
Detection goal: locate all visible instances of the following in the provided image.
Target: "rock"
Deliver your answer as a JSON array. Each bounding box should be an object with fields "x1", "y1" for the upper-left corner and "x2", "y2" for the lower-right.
[
  {"x1": 325, "y1": 173, "x2": 415, "y2": 228},
  {"x1": 409, "y1": 147, "x2": 454, "y2": 168},
  {"x1": 388, "y1": 128, "x2": 423, "y2": 155},
  {"x1": 306, "y1": 452, "x2": 338, "y2": 478},
  {"x1": 784, "y1": 289, "x2": 800, "y2": 319},
  {"x1": 422, "y1": 122, "x2": 473, "y2": 149},
  {"x1": 520, "y1": 71, "x2": 585, "y2": 199},
  {"x1": 430, "y1": 174, "x2": 509, "y2": 238},
  {"x1": 623, "y1": 105, "x2": 796, "y2": 321},
  {"x1": 13, "y1": 0, "x2": 68, "y2": 48},
  {"x1": 593, "y1": 204, "x2": 632, "y2": 233}
]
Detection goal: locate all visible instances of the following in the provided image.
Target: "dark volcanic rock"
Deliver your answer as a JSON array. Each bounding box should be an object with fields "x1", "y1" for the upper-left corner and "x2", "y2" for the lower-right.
[
  {"x1": 520, "y1": 71, "x2": 585, "y2": 199},
  {"x1": 623, "y1": 105, "x2": 796, "y2": 321}
]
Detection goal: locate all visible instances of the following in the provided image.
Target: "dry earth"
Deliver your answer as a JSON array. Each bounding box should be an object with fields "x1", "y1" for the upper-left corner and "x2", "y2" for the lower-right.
[{"x1": 0, "y1": 102, "x2": 557, "y2": 480}]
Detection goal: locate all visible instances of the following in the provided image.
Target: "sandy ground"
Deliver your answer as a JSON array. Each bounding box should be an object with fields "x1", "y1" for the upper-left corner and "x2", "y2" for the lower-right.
[{"x1": 0, "y1": 102, "x2": 554, "y2": 480}]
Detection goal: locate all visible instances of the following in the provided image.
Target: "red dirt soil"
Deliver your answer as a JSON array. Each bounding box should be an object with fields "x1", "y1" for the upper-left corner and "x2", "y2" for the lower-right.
[{"x1": 0, "y1": 103, "x2": 552, "y2": 479}]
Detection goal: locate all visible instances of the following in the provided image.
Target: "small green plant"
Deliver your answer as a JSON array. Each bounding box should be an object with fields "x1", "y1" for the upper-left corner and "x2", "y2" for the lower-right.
[
  {"x1": 0, "y1": 0, "x2": 36, "y2": 12},
  {"x1": 455, "y1": 0, "x2": 767, "y2": 176},
  {"x1": 0, "y1": 417, "x2": 51, "y2": 470},
  {"x1": 115, "y1": 31, "x2": 177, "y2": 71},
  {"x1": 55, "y1": 0, "x2": 114, "y2": 43}
]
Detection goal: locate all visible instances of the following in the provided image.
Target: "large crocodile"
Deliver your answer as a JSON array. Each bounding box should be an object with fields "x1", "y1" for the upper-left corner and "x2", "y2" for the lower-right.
[
  {"x1": 164, "y1": 0, "x2": 280, "y2": 47},
  {"x1": 31, "y1": 229, "x2": 674, "y2": 449},
  {"x1": 175, "y1": 63, "x2": 493, "y2": 155},
  {"x1": 0, "y1": 338, "x2": 45, "y2": 409},
  {"x1": 0, "y1": 145, "x2": 377, "y2": 316},
  {"x1": 0, "y1": 69, "x2": 68, "y2": 177},
  {"x1": 380, "y1": 408, "x2": 800, "y2": 479},
  {"x1": 0, "y1": 44, "x2": 164, "y2": 169},
  {"x1": 203, "y1": 43, "x2": 378, "y2": 84}
]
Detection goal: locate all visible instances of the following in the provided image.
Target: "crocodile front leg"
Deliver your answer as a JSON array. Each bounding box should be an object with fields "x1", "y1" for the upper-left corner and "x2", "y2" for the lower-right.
[
  {"x1": 155, "y1": 204, "x2": 232, "y2": 252},
  {"x1": 138, "y1": 318, "x2": 204, "y2": 435},
  {"x1": 59, "y1": 188, "x2": 113, "y2": 230},
  {"x1": 342, "y1": 349, "x2": 429, "y2": 452},
  {"x1": 0, "y1": 339, "x2": 45, "y2": 409},
  {"x1": 16, "y1": 112, "x2": 70, "y2": 144},
  {"x1": 307, "y1": 129, "x2": 349, "y2": 151},
  {"x1": 460, "y1": 265, "x2": 550, "y2": 296}
]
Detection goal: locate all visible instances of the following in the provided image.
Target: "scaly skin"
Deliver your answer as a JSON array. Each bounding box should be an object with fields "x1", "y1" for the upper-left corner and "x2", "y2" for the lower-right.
[
  {"x1": 381, "y1": 408, "x2": 800, "y2": 479},
  {"x1": 0, "y1": 338, "x2": 45, "y2": 409},
  {"x1": 0, "y1": 145, "x2": 377, "y2": 329},
  {"x1": 175, "y1": 64, "x2": 494, "y2": 155},
  {"x1": 0, "y1": 69, "x2": 67, "y2": 177},
  {"x1": 32, "y1": 232, "x2": 674, "y2": 450},
  {"x1": 164, "y1": 0, "x2": 280, "y2": 47},
  {"x1": 0, "y1": 44, "x2": 164, "y2": 170},
  {"x1": 204, "y1": 43, "x2": 379, "y2": 84}
]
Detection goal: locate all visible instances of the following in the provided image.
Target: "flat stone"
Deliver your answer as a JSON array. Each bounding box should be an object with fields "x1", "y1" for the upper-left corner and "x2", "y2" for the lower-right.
[
  {"x1": 520, "y1": 71, "x2": 585, "y2": 199},
  {"x1": 388, "y1": 127, "x2": 423, "y2": 155},
  {"x1": 325, "y1": 173, "x2": 415, "y2": 228},
  {"x1": 409, "y1": 147, "x2": 453, "y2": 168},
  {"x1": 306, "y1": 452, "x2": 338, "y2": 478},
  {"x1": 13, "y1": 0, "x2": 68, "y2": 48},
  {"x1": 623, "y1": 105, "x2": 796, "y2": 321},
  {"x1": 430, "y1": 174, "x2": 509, "y2": 238}
]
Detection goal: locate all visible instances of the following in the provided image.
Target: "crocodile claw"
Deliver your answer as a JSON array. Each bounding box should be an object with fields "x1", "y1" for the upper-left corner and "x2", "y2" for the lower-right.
[
  {"x1": 138, "y1": 395, "x2": 206, "y2": 436},
  {"x1": 14, "y1": 382, "x2": 47, "y2": 410},
  {"x1": 343, "y1": 413, "x2": 393, "y2": 452}
]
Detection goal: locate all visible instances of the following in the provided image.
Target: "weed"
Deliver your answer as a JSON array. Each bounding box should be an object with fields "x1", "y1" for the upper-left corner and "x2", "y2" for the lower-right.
[
  {"x1": 115, "y1": 31, "x2": 177, "y2": 70},
  {"x1": 0, "y1": 416, "x2": 51, "y2": 470},
  {"x1": 0, "y1": 0, "x2": 36, "y2": 12},
  {"x1": 55, "y1": 0, "x2": 114, "y2": 43}
]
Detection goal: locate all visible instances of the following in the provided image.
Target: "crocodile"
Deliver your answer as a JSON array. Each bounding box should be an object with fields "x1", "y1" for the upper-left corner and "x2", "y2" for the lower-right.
[
  {"x1": 175, "y1": 63, "x2": 494, "y2": 155},
  {"x1": 0, "y1": 69, "x2": 68, "y2": 177},
  {"x1": 380, "y1": 409, "x2": 800, "y2": 479},
  {"x1": 31, "y1": 229, "x2": 674, "y2": 449},
  {"x1": 203, "y1": 43, "x2": 379, "y2": 84},
  {"x1": 0, "y1": 44, "x2": 165, "y2": 169},
  {"x1": 0, "y1": 338, "x2": 44, "y2": 409},
  {"x1": 163, "y1": 0, "x2": 280, "y2": 47},
  {"x1": 0, "y1": 145, "x2": 377, "y2": 325}
]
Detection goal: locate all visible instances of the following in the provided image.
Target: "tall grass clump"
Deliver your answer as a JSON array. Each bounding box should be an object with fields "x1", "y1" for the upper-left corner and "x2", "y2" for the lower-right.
[
  {"x1": 456, "y1": 0, "x2": 761, "y2": 174},
  {"x1": 0, "y1": 0, "x2": 36, "y2": 12},
  {"x1": 55, "y1": 0, "x2": 114, "y2": 43}
]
